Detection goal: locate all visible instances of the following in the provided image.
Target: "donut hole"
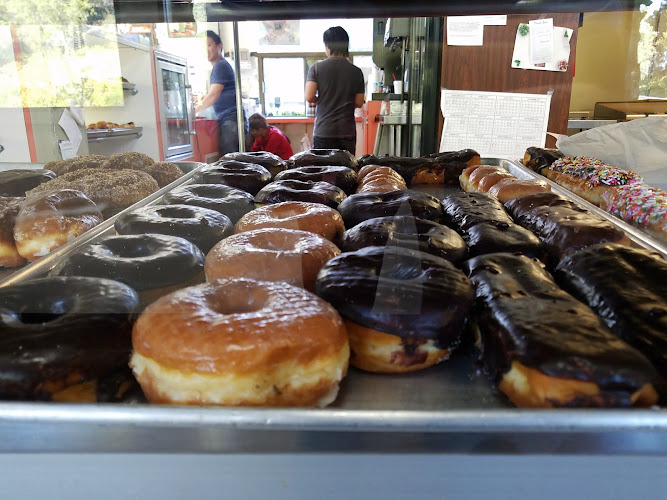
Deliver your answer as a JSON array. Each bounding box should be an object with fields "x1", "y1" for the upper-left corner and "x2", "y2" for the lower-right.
[
  {"x1": 18, "y1": 298, "x2": 71, "y2": 324},
  {"x1": 190, "y1": 186, "x2": 228, "y2": 198},
  {"x1": 103, "y1": 239, "x2": 155, "y2": 259},
  {"x1": 207, "y1": 287, "x2": 269, "y2": 316},
  {"x1": 156, "y1": 207, "x2": 197, "y2": 220}
]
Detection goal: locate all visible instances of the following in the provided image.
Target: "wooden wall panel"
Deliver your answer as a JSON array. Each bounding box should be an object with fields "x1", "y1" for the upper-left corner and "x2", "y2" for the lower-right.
[{"x1": 439, "y1": 13, "x2": 579, "y2": 147}]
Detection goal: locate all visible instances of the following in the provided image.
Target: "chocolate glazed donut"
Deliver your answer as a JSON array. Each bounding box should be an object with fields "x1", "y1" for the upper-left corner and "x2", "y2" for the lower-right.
[
  {"x1": 337, "y1": 189, "x2": 444, "y2": 229},
  {"x1": 0, "y1": 276, "x2": 138, "y2": 400},
  {"x1": 340, "y1": 216, "x2": 468, "y2": 265},
  {"x1": 164, "y1": 183, "x2": 255, "y2": 223},
  {"x1": 115, "y1": 204, "x2": 232, "y2": 254},
  {"x1": 316, "y1": 246, "x2": 474, "y2": 350},
  {"x1": 223, "y1": 151, "x2": 286, "y2": 176},
  {"x1": 255, "y1": 179, "x2": 347, "y2": 208},
  {"x1": 0, "y1": 169, "x2": 56, "y2": 196},
  {"x1": 275, "y1": 166, "x2": 358, "y2": 194},
  {"x1": 52, "y1": 234, "x2": 205, "y2": 308},
  {"x1": 193, "y1": 160, "x2": 271, "y2": 196},
  {"x1": 288, "y1": 149, "x2": 359, "y2": 171}
]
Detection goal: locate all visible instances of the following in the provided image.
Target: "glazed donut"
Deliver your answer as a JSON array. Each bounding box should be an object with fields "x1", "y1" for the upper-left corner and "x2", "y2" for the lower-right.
[
  {"x1": 337, "y1": 189, "x2": 444, "y2": 229},
  {"x1": 0, "y1": 197, "x2": 26, "y2": 267},
  {"x1": 26, "y1": 168, "x2": 159, "y2": 218},
  {"x1": 0, "y1": 169, "x2": 56, "y2": 196},
  {"x1": 288, "y1": 149, "x2": 359, "y2": 171},
  {"x1": 14, "y1": 189, "x2": 103, "y2": 262},
  {"x1": 205, "y1": 228, "x2": 340, "y2": 291},
  {"x1": 357, "y1": 165, "x2": 404, "y2": 184},
  {"x1": 487, "y1": 178, "x2": 551, "y2": 203},
  {"x1": 164, "y1": 183, "x2": 255, "y2": 223},
  {"x1": 255, "y1": 179, "x2": 347, "y2": 208},
  {"x1": 115, "y1": 204, "x2": 232, "y2": 254},
  {"x1": 463, "y1": 166, "x2": 506, "y2": 192},
  {"x1": 194, "y1": 160, "x2": 271, "y2": 196},
  {"x1": 142, "y1": 162, "x2": 183, "y2": 188},
  {"x1": 224, "y1": 151, "x2": 286, "y2": 177},
  {"x1": 475, "y1": 170, "x2": 516, "y2": 193},
  {"x1": 316, "y1": 246, "x2": 474, "y2": 373},
  {"x1": 52, "y1": 233, "x2": 205, "y2": 309},
  {"x1": 234, "y1": 201, "x2": 345, "y2": 243},
  {"x1": 0, "y1": 276, "x2": 138, "y2": 400},
  {"x1": 130, "y1": 278, "x2": 350, "y2": 406},
  {"x1": 339, "y1": 216, "x2": 468, "y2": 265},
  {"x1": 356, "y1": 178, "x2": 406, "y2": 193},
  {"x1": 274, "y1": 166, "x2": 358, "y2": 194}
]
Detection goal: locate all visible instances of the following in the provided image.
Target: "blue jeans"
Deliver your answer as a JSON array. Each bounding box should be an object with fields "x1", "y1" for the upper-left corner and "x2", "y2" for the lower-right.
[
  {"x1": 218, "y1": 114, "x2": 248, "y2": 156},
  {"x1": 313, "y1": 136, "x2": 356, "y2": 155}
]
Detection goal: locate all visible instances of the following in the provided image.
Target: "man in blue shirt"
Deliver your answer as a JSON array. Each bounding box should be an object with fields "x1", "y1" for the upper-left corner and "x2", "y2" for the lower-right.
[{"x1": 195, "y1": 30, "x2": 247, "y2": 155}]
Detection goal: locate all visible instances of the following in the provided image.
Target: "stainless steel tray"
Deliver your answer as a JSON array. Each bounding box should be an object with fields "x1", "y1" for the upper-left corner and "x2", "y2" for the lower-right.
[
  {"x1": 0, "y1": 158, "x2": 665, "y2": 455},
  {"x1": 0, "y1": 161, "x2": 205, "y2": 286}
]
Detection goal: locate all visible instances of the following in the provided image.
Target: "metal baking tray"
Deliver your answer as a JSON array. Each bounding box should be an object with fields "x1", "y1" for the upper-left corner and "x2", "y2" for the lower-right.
[
  {"x1": 0, "y1": 158, "x2": 665, "y2": 455},
  {"x1": 0, "y1": 161, "x2": 205, "y2": 286}
]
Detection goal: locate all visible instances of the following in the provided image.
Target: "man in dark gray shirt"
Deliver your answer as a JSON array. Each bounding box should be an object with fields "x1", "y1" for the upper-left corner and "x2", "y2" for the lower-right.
[{"x1": 305, "y1": 26, "x2": 365, "y2": 155}]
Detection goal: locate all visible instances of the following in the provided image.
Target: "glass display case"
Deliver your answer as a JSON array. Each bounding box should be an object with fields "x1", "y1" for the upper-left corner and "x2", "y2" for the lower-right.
[{"x1": 0, "y1": 1, "x2": 666, "y2": 498}]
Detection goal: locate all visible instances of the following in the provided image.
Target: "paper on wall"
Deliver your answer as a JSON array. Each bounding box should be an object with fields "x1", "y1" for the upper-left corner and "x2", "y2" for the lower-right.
[
  {"x1": 529, "y1": 18, "x2": 554, "y2": 64},
  {"x1": 58, "y1": 108, "x2": 82, "y2": 155},
  {"x1": 511, "y1": 23, "x2": 572, "y2": 72},
  {"x1": 439, "y1": 88, "x2": 551, "y2": 159},
  {"x1": 446, "y1": 16, "x2": 483, "y2": 46},
  {"x1": 480, "y1": 15, "x2": 507, "y2": 26}
]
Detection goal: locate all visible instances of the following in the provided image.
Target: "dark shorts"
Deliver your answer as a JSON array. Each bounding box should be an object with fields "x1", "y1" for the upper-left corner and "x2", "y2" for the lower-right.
[
  {"x1": 218, "y1": 114, "x2": 249, "y2": 156},
  {"x1": 313, "y1": 136, "x2": 356, "y2": 155}
]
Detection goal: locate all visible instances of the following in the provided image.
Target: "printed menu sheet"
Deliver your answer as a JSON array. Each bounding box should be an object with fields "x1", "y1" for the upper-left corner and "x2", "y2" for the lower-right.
[{"x1": 439, "y1": 89, "x2": 551, "y2": 158}]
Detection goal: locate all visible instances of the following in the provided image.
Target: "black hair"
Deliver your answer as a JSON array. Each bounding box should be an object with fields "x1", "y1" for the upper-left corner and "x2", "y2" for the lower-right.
[
  {"x1": 206, "y1": 30, "x2": 222, "y2": 47},
  {"x1": 323, "y1": 26, "x2": 349, "y2": 57},
  {"x1": 248, "y1": 113, "x2": 268, "y2": 131}
]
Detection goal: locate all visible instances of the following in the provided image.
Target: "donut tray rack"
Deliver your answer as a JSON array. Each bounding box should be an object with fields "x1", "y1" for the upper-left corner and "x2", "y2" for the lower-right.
[{"x1": 0, "y1": 158, "x2": 666, "y2": 455}]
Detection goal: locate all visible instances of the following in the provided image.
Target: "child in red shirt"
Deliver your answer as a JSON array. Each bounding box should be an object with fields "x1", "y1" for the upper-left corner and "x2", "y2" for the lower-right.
[{"x1": 248, "y1": 113, "x2": 294, "y2": 161}]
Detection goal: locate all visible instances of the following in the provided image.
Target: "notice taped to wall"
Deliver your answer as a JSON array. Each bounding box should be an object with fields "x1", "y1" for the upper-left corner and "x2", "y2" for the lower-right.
[{"x1": 439, "y1": 88, "x2": 552, "y2": 158}]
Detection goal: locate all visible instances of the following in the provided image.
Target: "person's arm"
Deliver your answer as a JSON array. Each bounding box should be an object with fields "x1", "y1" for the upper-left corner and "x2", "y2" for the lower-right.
[
  {"x1": 354, "y1": 93, "x2": 365, "y2": 109},
  {"x1": 304, "y1": 81, "x2": 318, "y2": 104},
  {"x1": 195, "y1": 83, "x2": 224, "y2": 114}
]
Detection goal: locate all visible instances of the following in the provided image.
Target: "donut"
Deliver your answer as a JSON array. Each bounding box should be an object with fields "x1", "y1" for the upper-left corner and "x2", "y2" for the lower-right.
[
  {"x1": 101, "y1": 151, "x2": 154, "y2": 171},
  {"x1": 0, "y1": 197, "x2": 26, "y2": 267},
  {"x1": 357, "y1": 165, "x2": 404, "y2": 184},
  {"x1": 223, "y1": 151, "x2": 287, "y2": 177},
  {"x1": 0, "y1": 276, "x2": 139, "y2": 401},
  {"x1": 274, "y1": 166, "x2": 358, "y2": 194},
  {"x1": 356, "y1": 177, "x2": 406, "y2": 193},
  {"x1": 288, "y1": 149, "x2": 359, "y2": 170},
  {"x1": 337, "y1": 190, "x2": 444, "y2": 229},
  {"x1": 464, "y1": 221, "x2": 546, "y2": 260},
  {"x1": 115, "y1": 204, "x2": 232, "y2": 254},
  {"x1": 0, "y1": 169, "x2": 56, "y2": 196},
  {"x1": 205, "y1": 228, "x2": 340, "y2": 291},
  {"x1": 255, "y1": 179, "x2": 347, "y2": 208},
  {"x1": 130, "y1": 278, "x2": 350, "y2": 407},
  {"x1": 464, "y1": 252, "x2": 659, "y2": 408},
  {"x1": 164, "y1": 183, "x2": 255, "y2": 223},
  {"x1": 486, "y1": 178, "x2": 551, "y2": 203},
  {"x1": 464, "y1": 166, "x2": 506, "y2": 192},
  {"x1": 194, "y1": 160, "x2": 271, "y2": 196},
  {"x1": 523, "y1": 147, "x2": 564, "y2": 172},
  {"x1": 44, "y1": 155, "x2": 107, "y2": 176},
  {"x1": 315, "y1": 246, "x2": 475, "y2": 373},
  {"x1": 441, "y1": 191, "x2": 513, "y2": 232},
  {"x1": 52, "y1": 233, "x2": 205, "y2": 309},
  {"x1": 142, "y1": 162, "x2": 183, "y2": 188},
  {"x1": 234, "y1": 201, "x2": 345, "y2": 243},
  {"x1": 26, "y1": 168, "x2": 159, "y2": 218},
  {"x1": 13, "y1": 189, "x2": 103, "y2": 262},
  {"x1": 475, "y1": 170, "x2": 516, "y2": 193},
  {"x1": 599, "y1": 184, "x2": 667, "y2": 243},
  {"x1": 545, "y1": 156, "x2": 643, "y2": 205},
  {"x1": 339, "y1": 216, "x2": 468, "y2": 265}
]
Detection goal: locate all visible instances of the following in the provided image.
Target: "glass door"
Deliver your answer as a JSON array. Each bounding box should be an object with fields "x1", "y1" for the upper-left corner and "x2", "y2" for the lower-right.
[{"x1": 155, "y1": 53, "x2": 193, "y2": 160}]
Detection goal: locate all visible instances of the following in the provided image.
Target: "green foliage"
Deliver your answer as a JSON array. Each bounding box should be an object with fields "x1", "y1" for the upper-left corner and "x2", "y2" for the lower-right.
[{"x1": 0, "y1": 0, "x2": 113, "y2": 26}]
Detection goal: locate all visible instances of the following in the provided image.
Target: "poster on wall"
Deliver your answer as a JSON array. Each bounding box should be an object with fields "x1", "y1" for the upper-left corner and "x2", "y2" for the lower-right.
[
  {"x1": 168, "y1": 23, "x2": 197, "y2": 38},
  {"x1": 259, "y1": 21, "x2": 300, "y2": 45}
]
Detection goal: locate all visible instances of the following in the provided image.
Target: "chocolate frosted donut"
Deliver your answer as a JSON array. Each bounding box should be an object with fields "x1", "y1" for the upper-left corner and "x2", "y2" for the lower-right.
[
  {"x1": 288, "y1": 149, "x2": 358, "y2": 171},
  {"x1": 555, "y1": 243, "x2": 667, "y2": 387},
  {"x1": 316, "y1": 246, "x2": 475, "y2": 372},
  {"x1": 275, "y1": 166, "x2": 358, "y2": 194},
  {"x1": 523, "y1": 147, "x2": 564, "y2": 172},
  {"x1": 115, "y1": 204, "x2": 232, "y2": 254},
  {"x1": 337, "y1": 189, "x2": 444, "y2": 229},
  {"x1": 504, "y1": 191, "x2": 584, "y2": 216},
  {"x1": 0, "y1": 276, "x2": 138, "y2": 400},
  {"x1": 223, "y1": 151, "x2": 286, "y2": 176},
  {"x1": 194, "y1": 160, "x2": 271, "y2": 195},
  {"x1": 0, "y1": 169, "x2": 56, "y2": 196},
  {"x1": 255, "y1": 179, "x2": 347, "y2": 208},
  {"x1": 464, "y1": 252, "x2": 659, "y2": 408},
  {"x1": 464, "y1": 221, "x2": 545, "y2": 259},
  {"x1": 441, "y1": 191, "x2": 513, "y2": 233},
  {"x1": 164, "y1": 183, "x2": 255, "y2": 223},
  {"x1": 52, "y1": 233, "x2": 205, "y2": 309},
  {"x1": 340, "y1": 216, "x2": 468, "y2": 265}
]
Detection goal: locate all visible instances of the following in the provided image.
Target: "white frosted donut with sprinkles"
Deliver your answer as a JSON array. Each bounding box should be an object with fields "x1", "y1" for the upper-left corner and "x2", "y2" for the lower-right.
[{"x1": 600, "y1": 184, "x2": 667, "y2": 243}]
